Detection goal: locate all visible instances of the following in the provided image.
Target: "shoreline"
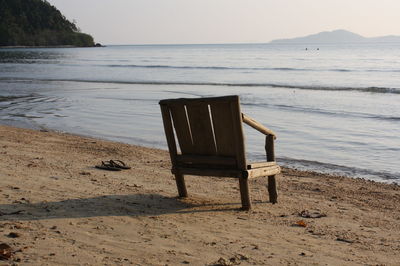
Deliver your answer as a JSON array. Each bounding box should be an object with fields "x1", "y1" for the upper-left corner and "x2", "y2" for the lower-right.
[
  {"x1": 0, "y1": 124, "x2": 399, "y2": 265},
  {"x1": 2, "y1": 119, "x2": 396, "y2": 185}
]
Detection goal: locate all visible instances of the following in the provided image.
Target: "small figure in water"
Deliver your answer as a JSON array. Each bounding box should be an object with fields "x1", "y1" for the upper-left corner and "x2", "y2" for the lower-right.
[
  {"x1": 317, "y1": 48, "x2": 320, "y2": 50},
  {"x1": 305, "y1": 48, "x2": 308, "y2": 50}
]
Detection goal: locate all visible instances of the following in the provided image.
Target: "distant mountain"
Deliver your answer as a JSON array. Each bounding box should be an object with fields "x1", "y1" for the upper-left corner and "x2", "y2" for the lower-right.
[
  {"x1": 270, "y1": 29, "x2": 400, "y2": 44},
  {"x1": 0, "y1": 0, "x2": 95, "y2": 47}
]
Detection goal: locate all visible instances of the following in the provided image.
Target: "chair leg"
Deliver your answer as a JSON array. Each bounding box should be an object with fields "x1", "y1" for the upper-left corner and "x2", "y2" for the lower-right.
[
  {"x1": 175, "y1": 173, "x2": 188, "y2": 197},
  {"x1": 239, "y1": 177, "x2": 251, "y2": 210},
  {"x1": 268, "y1": 175, "x2": 278, "y2": 204}
]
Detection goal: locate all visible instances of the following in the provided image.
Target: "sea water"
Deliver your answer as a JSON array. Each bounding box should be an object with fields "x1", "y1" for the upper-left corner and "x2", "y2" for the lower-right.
[{"x1": 0, "y1": 43, "x2": 399, "y2": 183}]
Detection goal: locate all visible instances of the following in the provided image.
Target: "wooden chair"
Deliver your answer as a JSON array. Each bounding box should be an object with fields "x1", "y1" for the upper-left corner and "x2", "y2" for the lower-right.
[{"x1": 159, "y1": 95, "x2": 280, "y2": 210}]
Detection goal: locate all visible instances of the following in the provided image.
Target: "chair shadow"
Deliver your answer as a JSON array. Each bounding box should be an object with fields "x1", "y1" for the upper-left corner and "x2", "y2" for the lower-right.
[{"x1": 0, "y1": 193, "x2": 244, "y2": 221}]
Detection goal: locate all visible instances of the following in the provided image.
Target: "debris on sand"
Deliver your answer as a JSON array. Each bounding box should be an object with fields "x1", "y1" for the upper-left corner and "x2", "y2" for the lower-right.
[
  {"x1": 299, "y1": 210, "x2": 327, "y2": 218},
  {"x1": 0, "y1": 243, "x2": 14, "y2": 260}
]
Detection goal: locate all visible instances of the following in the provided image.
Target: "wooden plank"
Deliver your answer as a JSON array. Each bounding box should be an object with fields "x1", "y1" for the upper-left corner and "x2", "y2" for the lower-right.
[
  {"x1": 174, "y1": 165, "x2": 280, "y2": 179},
  {"x1": 230, "y1": 99, "x2": 247, "y2": 170},
  {"x1": 242, "y1": 113, "x2": 276, "y2": 137},
  {"x1": 172, "y1": 167, "x2": 243, "y2": 178},
  {"x1": 176, "y1": 154, "x2": 236, "y2": 166},
  {"x1": 160, "y1": 95, "x2": 238, "y2": 106},
  {"x1": 186, "y1": 103, "x2": 217, "y2": 155},
  {"x1": 169, "y1": 104, "x2": 194, "y2": 154},
  {"x1": 247, "y1": 161, "x2": 277, "y2": 169},
  {"x1": 210, "y1": 102, "x2": 237, "y2": 157},
  {"x1": 160, "y1": 105, "x2": 178, "y2": 167},
  {"x1": 245, "y1": 165, "x2": 281, "y2": 179},
  {"x1": 176, "y1": 164, "x2": 236, "y2": 170}
]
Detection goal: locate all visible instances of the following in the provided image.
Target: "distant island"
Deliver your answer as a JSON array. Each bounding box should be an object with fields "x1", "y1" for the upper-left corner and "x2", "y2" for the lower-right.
[
  {"x1": 0, "y1": 0, "x2": 97, "y2": 47},
  {"x1": 270, "y1": 29, "x2": 400, "y2": 44}
]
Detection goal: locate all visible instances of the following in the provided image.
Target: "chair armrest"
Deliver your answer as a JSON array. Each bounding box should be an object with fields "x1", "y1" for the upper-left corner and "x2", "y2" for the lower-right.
[{"x1": 242, "y1": 113, "x2": 276, "y2": 138}]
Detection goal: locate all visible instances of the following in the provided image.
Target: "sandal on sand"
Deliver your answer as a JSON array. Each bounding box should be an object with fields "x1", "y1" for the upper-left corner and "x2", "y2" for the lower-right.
[
  {"x1": 109, "y1": 160, "x2": 131, "y2": 170},
  {"x1": 95, "y1": 161, "x2": 122, "y2": 171}
]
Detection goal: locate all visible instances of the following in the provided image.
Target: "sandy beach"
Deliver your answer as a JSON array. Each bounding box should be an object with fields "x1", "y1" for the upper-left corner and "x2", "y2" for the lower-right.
[{"x1": 0, "y1": 125, "x2": 399, "y2": 265}]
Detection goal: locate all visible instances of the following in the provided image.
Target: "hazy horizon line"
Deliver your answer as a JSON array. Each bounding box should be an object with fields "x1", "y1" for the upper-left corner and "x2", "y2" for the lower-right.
[
  {"x1": 102, "y1": 41, "x2": 400, "y2": 46},
  {"x1": 102, "y1": 29, "x2": 400, "y2": 46}
]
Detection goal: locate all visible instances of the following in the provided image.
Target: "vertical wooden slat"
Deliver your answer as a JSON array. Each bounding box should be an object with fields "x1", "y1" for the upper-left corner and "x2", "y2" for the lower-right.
[
  {"x1": 160, "y1": 104, "x2": 188, "y2": 198},
  {"x1": 230, "y1": 98, "x2": 247, "y2": 170},
  {"x1": 210, "y1": 102, "x2": 237, "y2": 157},
  {"x1": 170, "y1": 104, "x2": 194, "y2": 154},
  {"x1": 160, "y1": 105, "x2": 178, "y2": 167},
  {"x1": 186, "y1": 103, "x2": 217, "y2": 155},
  {"x1": 266, "y1": 135, "x2": 278, "y2": 204}
]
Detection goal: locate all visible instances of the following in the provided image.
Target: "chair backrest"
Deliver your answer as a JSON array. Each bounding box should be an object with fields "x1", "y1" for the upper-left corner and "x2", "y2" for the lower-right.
[{"x1": 159, "y1": 95, "x2": 247, "y2": 170}]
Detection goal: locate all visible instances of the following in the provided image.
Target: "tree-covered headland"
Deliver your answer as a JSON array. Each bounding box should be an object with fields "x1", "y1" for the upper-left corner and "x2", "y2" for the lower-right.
[{"x1": 0, "y1": 0, "x2": 96, "y2": 47}]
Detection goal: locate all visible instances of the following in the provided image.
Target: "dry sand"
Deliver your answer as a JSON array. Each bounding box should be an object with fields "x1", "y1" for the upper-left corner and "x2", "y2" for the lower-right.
[{"x1": 0, "y1": 125, "x2": 399, "y2": 265}]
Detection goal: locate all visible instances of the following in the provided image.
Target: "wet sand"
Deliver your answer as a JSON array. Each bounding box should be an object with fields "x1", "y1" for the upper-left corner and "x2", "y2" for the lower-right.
[{"x1": 0, "y1": 125, "x2": 399, "y2": 265}]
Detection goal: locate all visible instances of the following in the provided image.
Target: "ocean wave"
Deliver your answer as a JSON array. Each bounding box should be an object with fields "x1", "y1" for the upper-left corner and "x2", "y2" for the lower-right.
[
  {"x1": 255, "y1": 83, "x2": 400, "y2": 94},
  {"x1": 240, "y1": 101, "x2": 400, "y2": 122},
  {"x1": 105, "y1": 64, "x2": 313, "y2": 71},
  {"x1": 103, "y1": 64, "x2": 400, "y2": 73},
  {"x1": 0, "y1": 94, "x2": 34, "y2": 102},
  {"x1": 1, "y1": 77, "x2": 400, "y2": 95},
  {"x1": 271, "y1": 157, "x2": 400, "y2": 183},
  {"x1": 0, "y1": 96, "x2": 20, "y2": 102},
  {"x1": 331, "y1": 68, "x2": 351, "y2": 72},
  {"x1": 3, "y1": 59, "x2": 400, "y2": 73}
]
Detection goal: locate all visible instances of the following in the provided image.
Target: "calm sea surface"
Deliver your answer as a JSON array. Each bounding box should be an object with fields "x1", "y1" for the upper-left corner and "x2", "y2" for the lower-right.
[{"x1": 0, "y1": 43, "x2": 399, "y2": 183}]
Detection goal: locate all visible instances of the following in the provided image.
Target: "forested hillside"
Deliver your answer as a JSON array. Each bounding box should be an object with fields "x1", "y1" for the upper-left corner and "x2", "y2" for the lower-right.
[{"x1": 0, "y1": 0, "x2": 95, "y2": 47}]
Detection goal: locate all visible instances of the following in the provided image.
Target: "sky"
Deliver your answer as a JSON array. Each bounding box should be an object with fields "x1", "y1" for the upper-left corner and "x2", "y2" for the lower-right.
[{"x1": 47, "y1": 0, "x2": 400, "y2": 45}]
